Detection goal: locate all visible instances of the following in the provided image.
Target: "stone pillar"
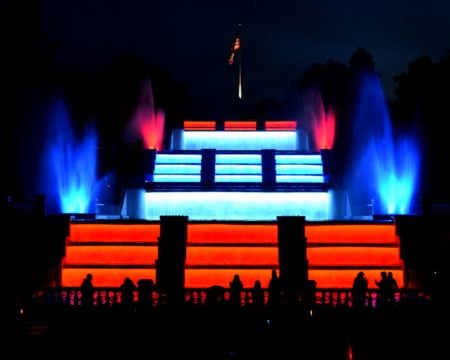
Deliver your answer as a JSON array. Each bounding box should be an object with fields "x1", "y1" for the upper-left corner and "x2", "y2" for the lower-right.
[
  {"x1": 277, "y1": 216, "x2": 308, "y2": 302},
  {"x1": 201, "y1": 149, "x2": 216, "y2": 189},
  {"x1": 157, "y1": 215, "x2": 188, "y2": 305},
  {"x1": 262, "y1": 149, "x2": 276, "y2": 189}
]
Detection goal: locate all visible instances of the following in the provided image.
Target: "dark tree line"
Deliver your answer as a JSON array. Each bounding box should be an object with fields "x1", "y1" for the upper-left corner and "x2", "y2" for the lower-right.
[{"x1": 391, "y1": 52, "x2": 450, "y2": 203}]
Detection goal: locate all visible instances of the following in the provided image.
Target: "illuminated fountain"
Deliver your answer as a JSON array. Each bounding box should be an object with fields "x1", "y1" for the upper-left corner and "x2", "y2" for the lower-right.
[
  {"x1": 124, "y1": 120, "x2": 332, "y2": 221},
  {"x1": 40, "y1": 98, "x2": 99, "y2": 215},
  {"x1": 124, "y1": 79, "x2": 165, "y2": 150},
  {"x1": 346, "y1": 71, "x2": 421, "y2": 217},
  {"x1": 60, "y1": 75, "x2": 407, "y2": 288},
  {"x1": 304, "y1": 86, "x2": 336, "y2": 151}
]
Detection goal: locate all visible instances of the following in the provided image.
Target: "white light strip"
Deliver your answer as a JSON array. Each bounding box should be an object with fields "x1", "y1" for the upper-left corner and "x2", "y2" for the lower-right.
[
  {"x1": 276, "y1": 154, "x2": 322, "y2": 164},
  {"x1": 215, "y1": 154, "x2": 261, "y2": 164},
  {"x1": 154, "y1": 164, "x2": 201, "y2": 174},
  {"x1": 180, "y1": 131, "x2": 299, "y2": 150},
  {"x1": 136, "y1": 191, "x2": 330, "y2": 221},
  {"x1": 152, "y1": 175, "x2": 201, "y2": 182},
  {"x1": 215, "y1": 175, "x2": 262, "y2": 182},
  {"x1": 276, "y1": 175, "x2": 324, "y2": 183},
  {"x1": 155, "y1": 154, "x2": 202, "y2": 164},
  {"x1": 276, "y1": 164, "x2": 323, "y2": 175},
  {"x1": 215, "y1": 164, "x2": 262, "y2": 174}
]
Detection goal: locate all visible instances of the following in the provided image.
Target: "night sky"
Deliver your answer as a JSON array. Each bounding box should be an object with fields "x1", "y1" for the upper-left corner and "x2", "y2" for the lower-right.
[{"x1": 40, "y1": 0, "x2": 450, "y2": 114}]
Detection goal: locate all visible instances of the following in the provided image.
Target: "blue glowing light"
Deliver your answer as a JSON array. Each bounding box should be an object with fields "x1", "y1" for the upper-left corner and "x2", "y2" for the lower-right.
[
  {"x1": 154, "y1": 164, "x2": 202, "y2": 174},
  {"x1": 349, "y1": 72, "x2": 421, "y2": 215},
  {"x1": 153, "y1": 175, "x2": 201, "y2": 182},
  {"x1": 155, "y1": 154, "x2": 202, "y2": 164},
  {"x1": 153, "y1": 153, "x2": 202, "y2": 182},
  {"x1": 276, "y1": 165, "x2": 323, "y2": 175},
  {"x1": 276, "y1": 175, "x2": 324, "y2": 183},
  {"x1": 136, "y1": 191, "x2": 331, "y2": 221},
  {"x1": 216, "y1": 154, "x2": 261, "y2": 164},
  {"x1": 41, "y1": 99, "x2": 99, "y2": 214},
  {"x1": 372, "y1": 136, "x2": 421, "y2": 214},
  {"x1": 215, "y1": 165, "x2": 262, "y2": 174},
  {"x1": 173, "y1": 131, "x2": 303, "y2": 150},
  {"x1": 275, "y1": 154, "x2": 324, "y2": 183},
  {"x1": 275, "y1": 154, "x2": 322, "y2": 164},
  {"x1": 215, "y1": 175, "x2": 262, "y2": 182}
]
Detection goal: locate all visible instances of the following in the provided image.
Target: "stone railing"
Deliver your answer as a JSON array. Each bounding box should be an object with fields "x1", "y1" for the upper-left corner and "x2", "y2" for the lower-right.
[{"x1": 30, "y1": 287, "x2": 432, "y2": 309}]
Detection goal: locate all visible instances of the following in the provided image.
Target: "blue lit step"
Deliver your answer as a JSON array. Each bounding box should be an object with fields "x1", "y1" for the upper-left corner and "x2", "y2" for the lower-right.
[
  {"x1": 275, "y1": 154, "x2": 323, "y2": 164},
  {"x1": 134, "y1": 190, "x2": 332, "y2": 221},
  {"x1": 215, "y1": 165, "x2": 262, "y2": 174},
  {"x1": 215, "y1": 153, "x2": 262, "y2": 183},
  {"x1": 153, "y1": 153, "x2": 202, "y2": 182},
  {"x1": 215, "y1": 175, "x2": 262, "y2": 182},
  {"x1": 275, "y1": 154, "x2": 324, "y2": 183},
  {"x1": 150, "y1": 152, "x2": 326, "y2": 184},
  {"x1": 153, "y1": 175, "x2": 201, "y2": 182},
  {"x1": 145, "y1": 183, "x2": 328, "y2": 191},
  {"x1": 276, "y1": 175, "x2": 324, "y2": 183},
  {"x1": 215, "y1": 154, "x2": 261, "y2": 164},
  {"x1": 276, "y1": 164, "x2": 323, "y2": 175},
  {"x1": 154, "y1": 164, "x2": 201, "y2": 174},
  {"x1": 155, "y1": 153, "x2": 202, "y2": 164},
  {"x1": 172, "y1": 130, "x2": 304, "y2": 151}
]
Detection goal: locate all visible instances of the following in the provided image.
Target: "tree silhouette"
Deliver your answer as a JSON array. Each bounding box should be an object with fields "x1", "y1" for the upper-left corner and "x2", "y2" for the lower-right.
[
  {"x1": 0, "y1": 0, "x2": 57, "y2": 197},
  {"x1": 391, "y1": 52, "x2": 450, "y2": 202},
  {"x1": 349, "y1": 46, "x2": 376, "y2": 72}
]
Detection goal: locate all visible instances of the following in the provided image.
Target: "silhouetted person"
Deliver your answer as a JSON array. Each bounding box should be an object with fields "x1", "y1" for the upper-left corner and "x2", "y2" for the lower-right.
[
  {"x1": 352, "y1": 271, "x2": 368, "y2": 309},
  {"x1": 80, "y1": 273, "x2": 94, "y2": 308},
  {"x1": 120, "y1": 277, "x2": 136, "y2": 307},
  {"x1": 251, "y1": 280, "x2": 264, "y2": 308},
  {"x1": 137, "y1": 279, "x2": 154, "y2": 307},
  {"x1": 268, "y1": 269, "x2": 281, "y2": 308},
  {"x1": 386, "y1": 271, "x2": 399, "y2": 304},
  {"x1": 229, "y1": 274, "x2": 243, "y2": 306},
  {"x1": 375, "y1": 271, "x2": 389, "y2": 307}
]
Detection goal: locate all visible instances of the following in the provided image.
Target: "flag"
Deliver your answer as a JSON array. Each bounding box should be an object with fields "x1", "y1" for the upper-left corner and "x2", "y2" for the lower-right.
[
  {"x1": 228, "y1": 25, "x2": 243, "y2": 99},
  {"x1": 228, "y1": 27, "x2": 241, "y2": 65}
]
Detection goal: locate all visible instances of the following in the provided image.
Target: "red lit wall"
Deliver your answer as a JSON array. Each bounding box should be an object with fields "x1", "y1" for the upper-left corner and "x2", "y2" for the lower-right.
[
  {"x1": 69, "y1": 223, "x2": 160, "y2": 243},
  {"x1": 188, "y1": 223, "x2": 278, "y2": 244},
  {"x1": 186, "y1": 246, "x2": 277, "y2": 266},
  {"x1": 184, "y1": 120, "x2": 216, "y2": 130},
  {"x1": 63, "y1": 269, "x2": 156, "y2": 287},
  {"x1": 265, "y1": 120, "x2": 297, "y2": 130},
  {"x1": 306, "y1": 224, "x2": 397, "y2": 244},
  {"x1": 307, "y1": 247, "x2": 400, "y2": 266},
  {"x1": 62, "y1": 221, "x2": 402, "y2": 289},
  {"x1": 64, "y1": 246, "x2": 158, "y2": 265},
  {"x1": 224, "y1": 121, "x2": 257, "y2": 130},
  {"x1": 309, "y1": 269, "x2": 404, "y2": 289}
]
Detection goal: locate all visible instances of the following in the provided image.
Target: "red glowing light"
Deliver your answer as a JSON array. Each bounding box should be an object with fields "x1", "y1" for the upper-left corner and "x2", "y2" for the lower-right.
[
  {"x1": 265, "y1": 120, "x2": 297, "y2": 130},
  {"x1": 69, "y1": 223, "x2": 160, "y2": 243},
  {"x1": 304, "y1": 87, "x2": 336, "y2": 150},
  {"x1": 224, "y1": 121, "x2": 257, "y2": 130},
  {"x1": 126, "y1": 80, "x2": 165, "y2": 150},
  {"x1": 62, "y1": 222, "x2": 402, "y2": 289},
  {"x1": 188, "y1": 223, "x2": 278, "y2": 244},
  {"x1": 184, "y1": 120, "x2": 216, "y2": 130}
]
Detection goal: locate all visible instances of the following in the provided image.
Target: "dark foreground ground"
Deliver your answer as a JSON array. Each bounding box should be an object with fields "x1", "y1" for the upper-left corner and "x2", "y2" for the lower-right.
[{"x1": 15, "y1": 303, "x2": 446, "y2": 360}]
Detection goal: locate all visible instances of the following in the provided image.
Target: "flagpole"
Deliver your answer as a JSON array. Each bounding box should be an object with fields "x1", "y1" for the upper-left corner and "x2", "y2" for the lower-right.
[
  {"x1": 228, "y1": 24, "x2": 242, "y2": 100},
  {"x1": 238, "y1": 49, "x2": 242, "y2": 99}
]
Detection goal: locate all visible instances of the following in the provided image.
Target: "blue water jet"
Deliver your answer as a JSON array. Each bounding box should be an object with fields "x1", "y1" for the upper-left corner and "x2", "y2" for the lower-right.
[
  {"x1": 40, "y1": 98, "x2": 99, "y2": 214},
  {"x1": 348, "y1": 71, "x2": 421, "y2": 216}
]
